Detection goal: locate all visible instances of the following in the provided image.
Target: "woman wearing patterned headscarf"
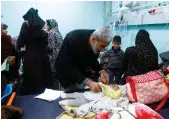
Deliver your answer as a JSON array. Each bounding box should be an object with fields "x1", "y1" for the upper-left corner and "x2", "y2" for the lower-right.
[
  {"x1": 123, "y1": 29, "x2": 158, "y2": 82},
  {"x1": 45, "y1": 19, "x2": 63, "y2": 89}
]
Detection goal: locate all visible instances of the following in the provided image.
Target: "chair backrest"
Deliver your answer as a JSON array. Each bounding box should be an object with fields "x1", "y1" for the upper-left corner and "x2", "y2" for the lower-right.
[{"x1": 1, "y1": 84, "x2": 13, "y2": 101}]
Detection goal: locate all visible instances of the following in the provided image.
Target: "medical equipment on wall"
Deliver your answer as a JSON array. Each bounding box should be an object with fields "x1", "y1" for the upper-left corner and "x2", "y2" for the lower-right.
[
  {"x1": 109, "y1": 22, "x2": 114, "y2": 36},
  {"x1": 109, "y1": 9, "x2": 124, "y2": 36},
  {"x1": 117, "y1": 10, "x2": 123, "y2": 21},
  {"x1": 118, "y1": 21, "x2": 128, "y2": 37},
  {"x1": 123, "y1": 1, "x2": 133, "y2": 9},
  {"x1": 117, "y1": 9, "x2": 128, "y2": 37},
  {"x1": 123, "y1": 1, "x2": 139, "y2": 10},
  {"x1": 133, "y1": 1, "x2": 139, "y2": 7},
  {"x1": 108, "y1": 2, "x2": 169, "y2": 37},
  {"x1": 110, "y1": 20, "x2": 128, "y2": 38},
  {"x1": 118, "y1": 1, "x2": 123, "y2": 8},
  {"x1": 109, "y1": 20, "x2": 120, "y2": 36}
]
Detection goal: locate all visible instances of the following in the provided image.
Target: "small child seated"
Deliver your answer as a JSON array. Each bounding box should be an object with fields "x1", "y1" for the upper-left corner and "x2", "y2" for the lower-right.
[{"x1": 101, "y1": 35, "x2": 124, "y2": 84}]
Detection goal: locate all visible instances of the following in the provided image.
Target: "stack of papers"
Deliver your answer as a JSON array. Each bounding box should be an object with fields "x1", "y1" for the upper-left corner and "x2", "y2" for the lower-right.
[{"x1": 35, "y1": 89, "x2": 63, "y2": 102}]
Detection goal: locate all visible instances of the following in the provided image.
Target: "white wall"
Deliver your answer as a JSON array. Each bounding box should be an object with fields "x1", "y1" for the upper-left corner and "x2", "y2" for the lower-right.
[
  {"x1": 1, "y1": 1, "x2": 36, "y2": 36},
  {"x1": 1, "y1": 1, "x2": 104, "y2": 38}
]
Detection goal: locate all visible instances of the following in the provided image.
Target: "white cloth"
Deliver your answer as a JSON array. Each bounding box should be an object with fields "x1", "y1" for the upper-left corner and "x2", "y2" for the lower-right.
[
  {"x1": 76, "y1": 95, "x2": 129, "y2": 117},
  {"x1": 75, "y1": 85, "x2": 129, "y2": 117},
  {"x1": 35, "y1": 89, "x2": 63, "y2": 102},
  {"x1": 59, "y1": 88, "x2": 103, "y2": 107},
  {"x1": 60, "y1": 92, "x2": 89, "y2": 106},
  {"x1": 59, "y1": 85, "x2": 129, "y2": 117},
  {"x1": 109, "y1": 104, "x2": 137, "y2": 119}
]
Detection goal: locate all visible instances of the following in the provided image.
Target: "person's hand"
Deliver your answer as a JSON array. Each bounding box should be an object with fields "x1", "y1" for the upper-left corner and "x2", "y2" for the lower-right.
[
  {"x1": 86, "y1": 79, "x2": 102, "y2": 93},
  {"x1": 8, "y1": 56, "x2": 16, "y2": 65},
  {"x1": 99, "y1": 70, "x2": 109, "y2": 84}
]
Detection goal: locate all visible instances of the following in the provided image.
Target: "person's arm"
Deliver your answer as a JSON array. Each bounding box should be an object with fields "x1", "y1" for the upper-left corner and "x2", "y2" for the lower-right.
[
  {"x1": 17, "y1": 22, "x2": 29, "y2": 51},
  {"x1": 57, "y1": 34, "x2": 87, "y2": 86}
]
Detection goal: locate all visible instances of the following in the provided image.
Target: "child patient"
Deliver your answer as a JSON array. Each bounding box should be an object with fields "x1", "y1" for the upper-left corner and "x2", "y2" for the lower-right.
[
  {"x1": 59, "y1": 84, "x2": 128, "y2": 118},
  {"x1": 101, "y1": 35, "x2": 124, "y2": 84}
]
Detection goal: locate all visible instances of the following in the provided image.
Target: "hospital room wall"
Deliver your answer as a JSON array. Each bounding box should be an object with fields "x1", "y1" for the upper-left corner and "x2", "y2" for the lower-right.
[
  {"x1": 1, "y1": 1, "x2": 104, "y2": 38},
  {"x1": 107, "y1": 2, "x2": 169, "y2": 63}
]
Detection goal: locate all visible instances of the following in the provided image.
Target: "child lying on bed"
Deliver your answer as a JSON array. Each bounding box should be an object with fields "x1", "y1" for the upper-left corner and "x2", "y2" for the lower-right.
[{"x1": 59, "y1": 84, "x2": 129, "y2": 117}]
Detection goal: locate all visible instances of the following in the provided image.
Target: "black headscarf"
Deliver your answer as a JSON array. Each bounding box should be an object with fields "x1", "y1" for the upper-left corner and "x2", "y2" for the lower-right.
[
  {"x1": 135, "y1": 30, "x2": 158, "y2": 65},
  {"x1": 123, "y1": 29, "x2": 158, "y2": 79},
  {"x1": 23, "y1": 8, "x2": 45, "y2": 28},
  {"x1": 1, "y1": 23, "x2": 8, "y2": 30},
  {"x1": 18, "y1": 7, "x2": 46, "y2": 43},
  {"x1": 135, "y1": 29, "x2": 158, "y2": 56}
]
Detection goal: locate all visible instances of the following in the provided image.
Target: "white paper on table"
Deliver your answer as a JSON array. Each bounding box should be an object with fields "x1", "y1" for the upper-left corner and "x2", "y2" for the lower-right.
[{"x1": 35, "y1": 88, "x2": 63, "y2": 102}]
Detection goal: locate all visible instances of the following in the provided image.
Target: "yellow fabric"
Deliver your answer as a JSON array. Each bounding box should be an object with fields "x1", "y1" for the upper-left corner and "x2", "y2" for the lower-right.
[
  {"x1": 103, "y1": 58, "x2": 109, "y2": 63},
  {"x1": 56, "y1": 112, "x2": 95, "y2": 119},
  {"x1": 166, "y1": 74, "x2": 169, "y2": 83},
  {"x1": 102, "y1": 84, "x2": 122, "y2": 99},
  {"x1": 60, "y1": 105, "x2": 96, "y2": 119}
]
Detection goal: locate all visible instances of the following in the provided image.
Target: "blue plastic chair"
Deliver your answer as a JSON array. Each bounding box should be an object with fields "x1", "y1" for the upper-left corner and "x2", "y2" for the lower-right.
[{"x1": 1, "y1": 84, "x2": 13, "y2": 102}]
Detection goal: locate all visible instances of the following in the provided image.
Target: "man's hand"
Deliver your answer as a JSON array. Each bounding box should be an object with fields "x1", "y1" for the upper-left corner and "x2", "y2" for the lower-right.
[
  {"x1": 86, "y1": 79, "x2": 102, "y2": 93},
  {"x1": 99, "y1": 70, "x2": 109, "y2": 84},
  {"x1": 8, "y1": 56, "x2": 16, "y2": 65}
]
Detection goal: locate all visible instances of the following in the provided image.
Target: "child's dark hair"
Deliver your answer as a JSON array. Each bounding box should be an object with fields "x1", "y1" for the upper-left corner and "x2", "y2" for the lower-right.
[
  {"x1": 113, "y1": 35, "x2": 121, "y2": 44},
  {"x1": 1, "y1": 23, "x2": 8, "y2": 30}
]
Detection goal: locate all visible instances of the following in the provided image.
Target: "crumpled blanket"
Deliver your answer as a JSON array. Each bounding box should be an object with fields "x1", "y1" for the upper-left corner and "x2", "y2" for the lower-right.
[
  {"x1": 59, "y1": 84, "x2": 124, "y2": 107},
  {"x1": 75, "y1": 95, "x2": 129, "y2": 117},
  {"x1": 59, "y1": 85, "x2": 129, "y2": 117}
]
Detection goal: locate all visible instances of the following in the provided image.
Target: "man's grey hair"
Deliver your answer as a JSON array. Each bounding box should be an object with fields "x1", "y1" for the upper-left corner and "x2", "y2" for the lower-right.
[{"x1": 93, "y1": 27, "x2": 113, "y2": 42}]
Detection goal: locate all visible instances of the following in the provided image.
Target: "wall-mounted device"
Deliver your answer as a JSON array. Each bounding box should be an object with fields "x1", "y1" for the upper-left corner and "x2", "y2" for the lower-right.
[{"x1": 148, "y1": 7, "x2": 163, "y2": 15}]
